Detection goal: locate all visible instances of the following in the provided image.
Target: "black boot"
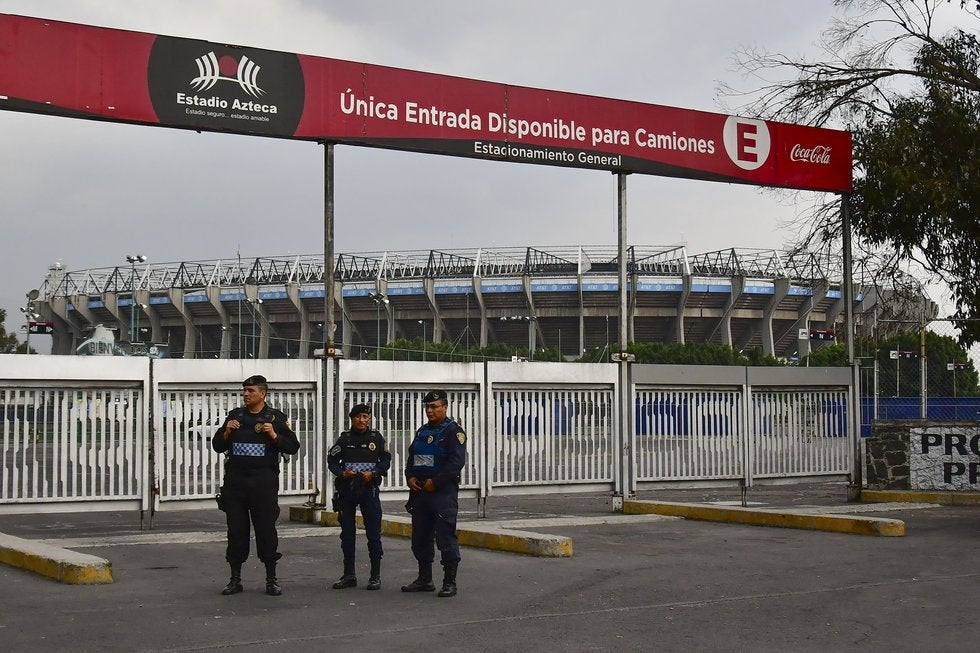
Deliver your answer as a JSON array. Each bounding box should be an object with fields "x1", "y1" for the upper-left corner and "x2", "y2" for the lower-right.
[
  {"x1": 332, "y1": 559, "x2": 357, "y2": 589},
  {"x1": 265, "y1": 561, "x2": 282, "y2": 596},
  {"x1": 366, "y1": 558, "x2": 381, "y2": 591},
  {"x1": 438, "y1": 562, "x2": 458, "y2": 598},
  {"x1": 221, "y1": 563, "x2": 243, "y2": 595},
  {"x1": 265, "y1": 577, "x2": 282, "y2": 596},
  {"x1": 401, "y1": 562, "x2": 435, "y2": 592}
]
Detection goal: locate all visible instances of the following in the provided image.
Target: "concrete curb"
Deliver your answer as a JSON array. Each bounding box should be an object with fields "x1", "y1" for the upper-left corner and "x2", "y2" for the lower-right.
[
  {"x1": 862, "y1": 489, "x2": 980, "y2": 506},
  {"x1": 623, "y1": 500, "x2": 905, "y2": 537},
  {"x1": 289, "y1": 506, "x2": 572, "y2": 557},
  {"x1": 0, "y1": 532, "x2": 113, "y2": 584}
]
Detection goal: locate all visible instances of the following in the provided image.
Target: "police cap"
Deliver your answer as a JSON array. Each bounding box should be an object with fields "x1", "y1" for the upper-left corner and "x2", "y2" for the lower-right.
[
  {"x1": 349, "y1": 403, "x2": 371, "y2": 418},
  {"x1": 422, "y1": 389, "x2": 447, "y2": 403}
]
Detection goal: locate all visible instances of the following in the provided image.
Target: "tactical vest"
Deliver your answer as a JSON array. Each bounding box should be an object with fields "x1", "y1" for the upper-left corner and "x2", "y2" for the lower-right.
[
  {"x1": 224, "y1": 407, "x2": 282, "y2": 472},
  {"x1": 411, "y1": 419, "x2": 454, "y2": 478}
]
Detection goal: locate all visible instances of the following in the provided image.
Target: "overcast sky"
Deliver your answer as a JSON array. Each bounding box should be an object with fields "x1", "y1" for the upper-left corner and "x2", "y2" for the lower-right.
[{"x1": 0, "y1": 1, "x2": 881, "y2": 347}]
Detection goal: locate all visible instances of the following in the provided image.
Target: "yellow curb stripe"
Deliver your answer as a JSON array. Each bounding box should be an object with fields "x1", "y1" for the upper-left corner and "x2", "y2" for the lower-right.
[
  {"x1": 457, "y1": 529, "x2": 573, "y2": 557},
  {"x1": 623, "y1": 501, "x2": 904, "y2": 537},
  {"x1": 861, "y1": 490, "x2": 980, "y2": 506},
  {"x1": 308, "y1": 510, "x2": 572, "y2": 557},
  {"x1": 0, "y1": 532, "x2": 113, "y2": 584}
]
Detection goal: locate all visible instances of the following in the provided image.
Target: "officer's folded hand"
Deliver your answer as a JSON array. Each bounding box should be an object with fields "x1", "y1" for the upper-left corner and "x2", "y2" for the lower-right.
[
  {"x1": 259, "y1": 422, "x2": 276, "y2": 439},
  {"x1": 407, "y1": 477, "x2": 422, "y2": 492},
  {"x1": 361, "y1": 471, "x2": 374, "y2": 484},
  {"x1": 342, "y1": 469, "x2": 355, "y2": 480},
  {"x1": 423, "y1": 478, "x2": 436, "y2": 493},
  {"x1": 224, "y1": 420, "x2": 241, "y2": 439}
]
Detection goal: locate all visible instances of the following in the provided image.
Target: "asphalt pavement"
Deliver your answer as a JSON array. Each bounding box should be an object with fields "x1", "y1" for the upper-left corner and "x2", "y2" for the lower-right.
[{"x1": 2, "y1": 482, "x2": 979, "y2": 652}]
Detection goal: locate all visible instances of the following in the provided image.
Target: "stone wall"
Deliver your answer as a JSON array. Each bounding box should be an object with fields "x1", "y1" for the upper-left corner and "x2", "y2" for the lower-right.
[
  {"x1": 865, "y1": 420, "x2": 910, "y2": 490},
  {"x1": 866, "y1": 420, "x2": 980, "y2": 491}
]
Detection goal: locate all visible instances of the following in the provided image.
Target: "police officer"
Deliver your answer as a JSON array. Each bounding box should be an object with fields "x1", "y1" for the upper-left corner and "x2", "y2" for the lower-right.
[
  {"x1": 327, "y1": 403, "x2": 391, "y2": 590},
  {"x1": 212, "y1": 375, "x2": 299, "y2": 596},
  {"x1": 401, "y1": 389, "x2": 467, "y2": 598}
]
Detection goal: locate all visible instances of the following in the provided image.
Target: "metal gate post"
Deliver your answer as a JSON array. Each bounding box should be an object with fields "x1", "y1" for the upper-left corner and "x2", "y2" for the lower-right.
[
  {"x1": 144, "y1": 357, "x2": 156, "y2": 529},
  {"x1": 612, "y1": 171, "x2": 631, "y2": 510},
  {"x1": 741, "y1": 367, "x2": 753, "y2": 505},
  {"x1": 479, "y1": 360, "x2": 491, "y2": 518}
]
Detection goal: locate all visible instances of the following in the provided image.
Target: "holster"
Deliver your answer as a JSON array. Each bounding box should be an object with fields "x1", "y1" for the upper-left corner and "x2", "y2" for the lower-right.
[
  {"x1": 331, "y1": 490, "x2": 340, "y2": 513},
  {"x1": 215, "y1": 486, "x2": 226, "y2": 512}
]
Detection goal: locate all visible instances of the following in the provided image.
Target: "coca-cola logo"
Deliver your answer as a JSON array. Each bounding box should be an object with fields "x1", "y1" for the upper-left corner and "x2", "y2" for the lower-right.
[{"x1": 790, "y1": 144, "x2": 832, "y2": 164}]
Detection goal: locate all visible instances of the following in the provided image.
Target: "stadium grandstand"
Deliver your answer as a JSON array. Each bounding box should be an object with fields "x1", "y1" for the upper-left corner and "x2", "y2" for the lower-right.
[{"x1": 33, "y1": 245, "x2": 935, "y2": 360}]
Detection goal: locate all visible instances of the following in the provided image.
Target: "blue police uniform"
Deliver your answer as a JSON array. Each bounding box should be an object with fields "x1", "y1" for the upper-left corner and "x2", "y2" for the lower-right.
[
  {"x1": 327, "y1": 411, "x2": 391, "y2": 590},
  {"x1": 402, "y1": 397, "x2": 467, "y2": 596}
]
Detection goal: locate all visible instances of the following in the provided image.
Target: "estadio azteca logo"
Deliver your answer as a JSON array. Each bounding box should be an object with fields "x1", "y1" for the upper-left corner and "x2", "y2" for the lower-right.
[
  {"x1": 722, "y1": 116, "x2": 771, "y2": 171},
  {"x1": 190, "y1": 52, "x2": 265, "y2": 98},
  {"x1": 148, "y1": 37, "x2": 304, "y2": 136}
]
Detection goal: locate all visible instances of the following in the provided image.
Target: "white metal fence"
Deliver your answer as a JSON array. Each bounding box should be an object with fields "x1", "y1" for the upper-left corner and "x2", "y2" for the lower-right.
[
  {"x1": 632, "y1": 366, "x2": 852, "y2": 488},
  {"x1": 635, "y1": 386, "x2": 745, "y2": 482},
  {"x1": 0, "y1": 355, "x2": 854, "y2": 513},
  {"x1": 155, "y1": 387, "x2": 319, "y2": 502},
  {"x1": 1, "y1": 357, "x2": 149, "y2": 512}
]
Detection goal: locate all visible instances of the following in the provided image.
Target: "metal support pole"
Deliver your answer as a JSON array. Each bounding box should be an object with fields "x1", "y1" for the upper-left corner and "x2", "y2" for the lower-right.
[
  {"x1": 325, "y1": 143, "x2": 336, "y2": 352},
  {"x1": 920, "y1": 318, "x2": 927, "y2": 418},
  {"x1": 873, "y1": 356, "x2": 879, "y2": 420},
  {"x1": 320, "y1": 141, "x2": 336, "y2": 505},
  {"x1": 896, "y1": 357, "x2": 900, "y2": 398},
  {"x1": 841, "y1": 193, "x2": 862, "y2": 500},
  {"x1": 129, "y1": 262, "x2": 136, "y2": 340},
  {"x1": 873, "y1": 312, "x2": 879, "y2": 421},
  {"x1": 527, "y1": 318, "x2": 534, "y2": 361},
  {"x1": 614, "y1": 172, "x2": 634, "y2": 507}
]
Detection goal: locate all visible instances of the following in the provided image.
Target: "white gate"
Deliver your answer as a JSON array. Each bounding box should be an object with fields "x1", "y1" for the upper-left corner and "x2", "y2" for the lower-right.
[
  {"x1": 634, "y1": 387, "x2": 745, "y2": 482},
  {"x1": 0, "y1": 356, "x2": 149, "y2": 512},
  {"x1": 750, "y1": 387, "x2": 850, "y2": 479},
  {"x1": 491, "y1": 387, "x2": 615, "y2": 487},
  {"x1": 337, "y1": 360, "x2": 483, "y2": 493},
  {"x1": 151, "y1": 359, "x2": 322, "y2": 508}
]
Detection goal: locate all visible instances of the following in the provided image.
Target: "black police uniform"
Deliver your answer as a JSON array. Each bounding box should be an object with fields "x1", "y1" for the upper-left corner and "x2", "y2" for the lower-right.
[
  {"x1": 327, "y1": 418, "x2": 391, "y2": 589},
  {"x1": 212, "y1": 402, "x2": 299, "y2": 593},
  {"x1": 402, "y1": 398, "x2": 467, "y2": 596}
]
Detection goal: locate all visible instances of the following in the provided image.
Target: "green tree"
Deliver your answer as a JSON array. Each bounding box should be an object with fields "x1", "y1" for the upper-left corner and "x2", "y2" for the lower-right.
[
  {"x1": 801, "y1": 343, "x2": 849, "y2": 367},
  {"x1": 0, "y1": 308, "x2": 26, "y2": 353},
  {"x1": 725, "y1": 0, "x2": 980, "y2": 343},
  {"x1": 374, "y1": 338, "x2": 537, "y2": 362},
  {"x1": 626, "y1": 342, "x2": 784, "y2": 366}
]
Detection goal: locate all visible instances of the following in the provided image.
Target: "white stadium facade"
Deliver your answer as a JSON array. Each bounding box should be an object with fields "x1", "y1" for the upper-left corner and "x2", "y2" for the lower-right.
[{"x1": 34, "y1": 244, "x2": 925, "y2": 360}]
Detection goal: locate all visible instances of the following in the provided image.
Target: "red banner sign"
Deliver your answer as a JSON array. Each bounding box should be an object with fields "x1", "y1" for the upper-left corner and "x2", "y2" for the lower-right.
[{"x1": 0, "y1": 14, "x2": 852, "y2": 192}]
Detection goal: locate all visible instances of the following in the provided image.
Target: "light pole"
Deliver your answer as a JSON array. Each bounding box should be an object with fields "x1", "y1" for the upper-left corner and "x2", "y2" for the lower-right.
[
  {"x1": 136, "y1": 304, "x2": 148, "y2": 346},
  {"x1": 125, "y1": 254, "x2": 146, "y2": 343},
  {"x1": 418, "y1": 320, "x2": 426, "y2": 361},
  {"x1": 21, "y1": 289, "x2": 40, "y2": 354},
  {"x1": 369, "y1": 292, "x2": 388, "y2": 358},
  {"x1": 605, "y1": 314, "x2": 610, "y2": 357},
  {"x1": 247, "y1": 297, "x2": 263, "y2": 358}
]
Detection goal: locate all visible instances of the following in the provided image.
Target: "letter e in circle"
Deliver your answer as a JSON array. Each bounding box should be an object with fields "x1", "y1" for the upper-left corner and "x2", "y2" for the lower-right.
[{"x1": 723, "y1": 116, "x2": 771, "y2": 171}]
